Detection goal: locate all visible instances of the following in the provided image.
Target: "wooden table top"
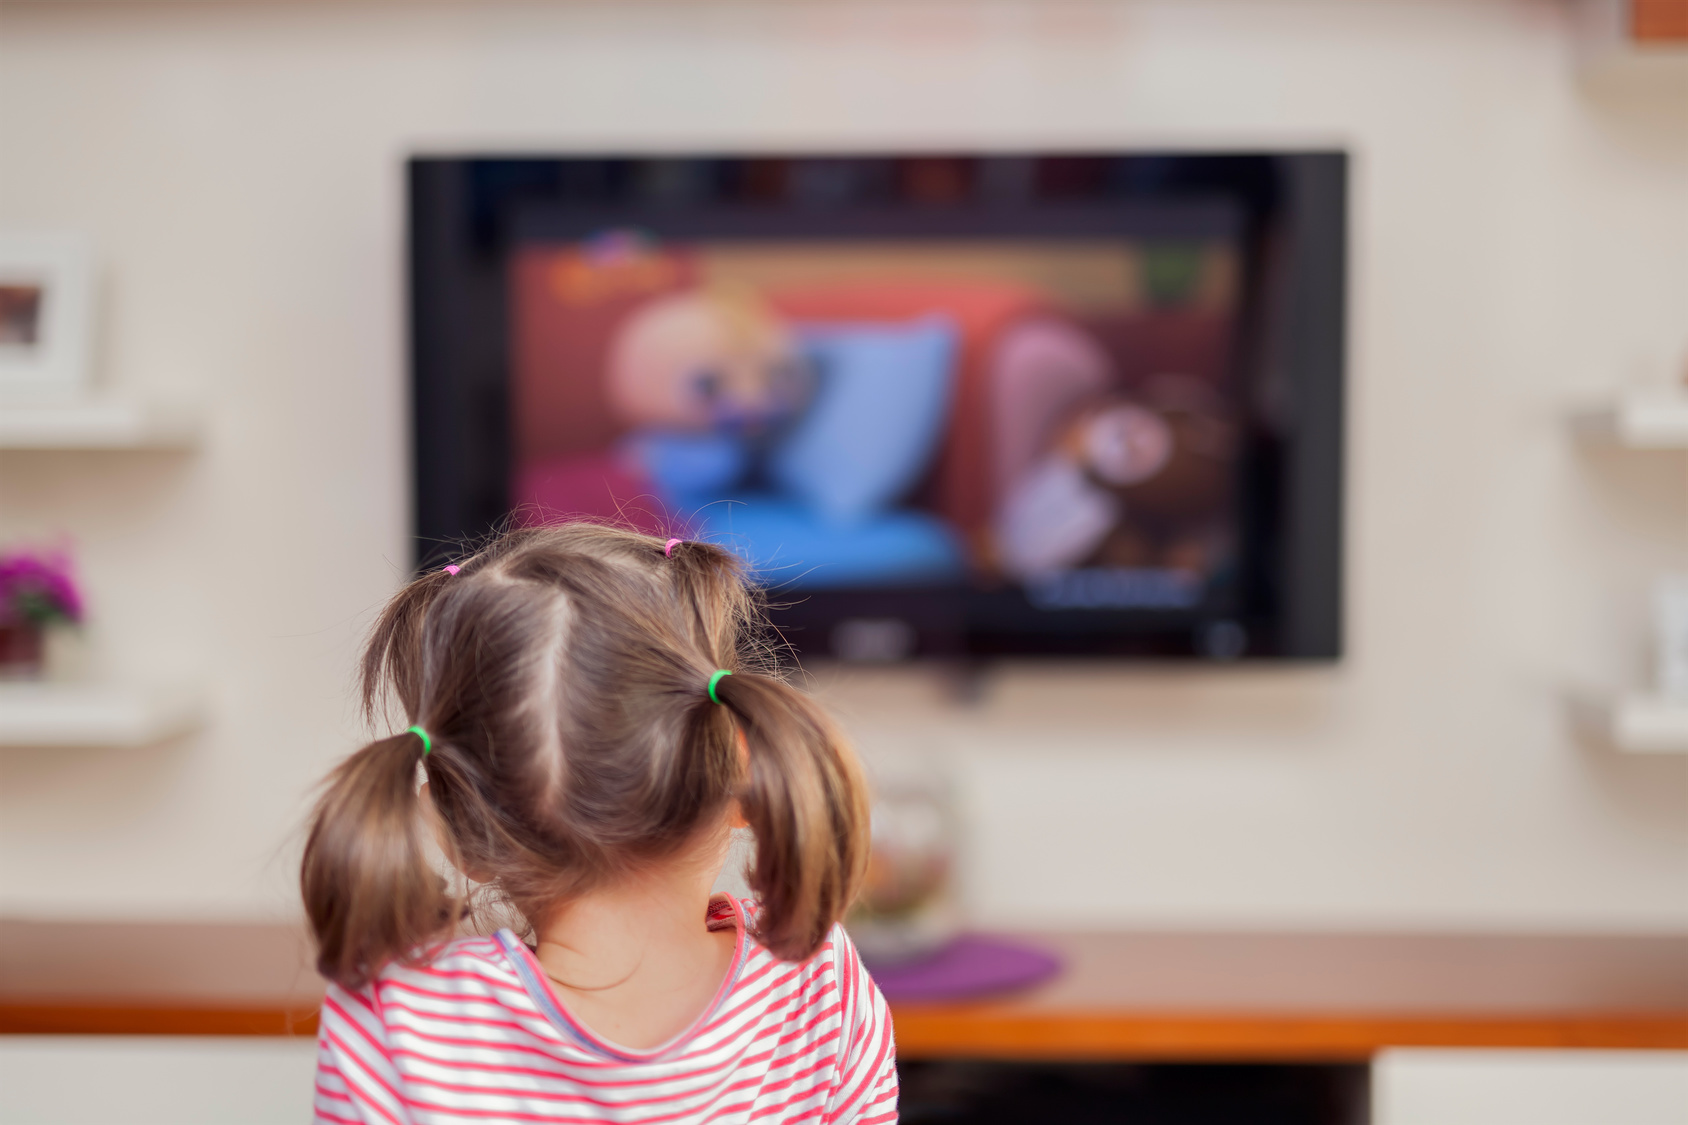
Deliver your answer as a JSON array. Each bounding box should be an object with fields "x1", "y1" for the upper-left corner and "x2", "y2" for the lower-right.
[
  {"x1": 3, "y1": 921, "x2": 1685, "y2": 1060},
  {"x1": 889, "y1": 930, "x2": 1688, "y2": 1059}
]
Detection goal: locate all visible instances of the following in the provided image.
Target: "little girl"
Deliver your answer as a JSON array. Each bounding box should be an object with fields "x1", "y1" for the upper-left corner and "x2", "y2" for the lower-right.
[{"x1": 302, "y1": 524, "x2": 896, "y2": 1124}]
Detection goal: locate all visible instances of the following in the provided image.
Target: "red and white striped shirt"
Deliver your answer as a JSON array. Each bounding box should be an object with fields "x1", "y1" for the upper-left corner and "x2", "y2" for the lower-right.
[{"x1": 313, "y1": 896, "x2": 897, "y2": 1124}]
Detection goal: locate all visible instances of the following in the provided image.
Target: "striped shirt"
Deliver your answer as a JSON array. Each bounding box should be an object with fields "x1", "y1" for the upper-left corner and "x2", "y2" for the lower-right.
[{"x1": 313, "y1": 895, "x2": 898, "y2": 1124}]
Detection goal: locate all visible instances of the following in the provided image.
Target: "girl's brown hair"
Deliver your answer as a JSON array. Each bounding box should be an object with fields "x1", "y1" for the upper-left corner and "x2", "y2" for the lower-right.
[{"x1": 301, "y1": 524, "x2": 870, "y2": 991}]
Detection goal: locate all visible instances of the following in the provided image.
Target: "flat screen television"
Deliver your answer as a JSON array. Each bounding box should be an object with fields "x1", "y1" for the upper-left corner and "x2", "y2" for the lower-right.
[{"x1": 410, "y1": 152, "x2": 1344, "y2": 661}]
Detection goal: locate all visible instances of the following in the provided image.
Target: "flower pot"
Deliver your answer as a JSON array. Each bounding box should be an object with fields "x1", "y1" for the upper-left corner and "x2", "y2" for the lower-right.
[{"x1": 0, "y1": 621, "x2": 45, "y2": 679}]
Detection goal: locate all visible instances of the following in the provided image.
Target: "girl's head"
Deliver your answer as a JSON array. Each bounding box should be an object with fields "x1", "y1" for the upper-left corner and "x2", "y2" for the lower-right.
[{"x1": 301, "y1": 523, "x2": 869, "y2": 990}]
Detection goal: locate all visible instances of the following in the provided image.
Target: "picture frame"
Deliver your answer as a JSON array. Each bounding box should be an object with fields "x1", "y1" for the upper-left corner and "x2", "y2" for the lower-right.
[{"x1": 0, "y1": 233, "x2": 94, "y2": 398}]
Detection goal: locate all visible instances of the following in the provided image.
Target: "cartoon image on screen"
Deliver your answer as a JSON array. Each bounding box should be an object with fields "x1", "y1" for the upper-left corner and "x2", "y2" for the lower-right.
[{"x1": 510, "y1": 230, "x2": 1242, "y2": 610}]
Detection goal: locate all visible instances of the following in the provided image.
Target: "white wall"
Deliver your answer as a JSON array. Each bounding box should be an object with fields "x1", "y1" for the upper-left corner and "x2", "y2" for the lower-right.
[{"x1": 1, "y1": 0, "x2": 1685, "y2": 930}]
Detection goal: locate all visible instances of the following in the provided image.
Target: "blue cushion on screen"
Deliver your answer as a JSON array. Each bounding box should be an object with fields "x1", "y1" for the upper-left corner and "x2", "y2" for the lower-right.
[
  {"x1": 624, "y1": 430, "x2": 750, "y2": 503},
  {"x1": 695, "y1": 498, "x2": 964, "y2": 589},
  {"x1": 769, "y1": 318, "x2": 959, "y2": 526}
]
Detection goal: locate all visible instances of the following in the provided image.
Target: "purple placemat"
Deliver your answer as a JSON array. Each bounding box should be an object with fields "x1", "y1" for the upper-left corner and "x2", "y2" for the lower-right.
[{"x1": 866, "y1": 934, "x2": 1062, "y2": 1003}]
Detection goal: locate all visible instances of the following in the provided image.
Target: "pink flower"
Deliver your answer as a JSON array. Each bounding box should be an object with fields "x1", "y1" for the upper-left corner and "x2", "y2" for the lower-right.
[{"x1": 0, "y1": 547, "x2": 83, "y2": 627}]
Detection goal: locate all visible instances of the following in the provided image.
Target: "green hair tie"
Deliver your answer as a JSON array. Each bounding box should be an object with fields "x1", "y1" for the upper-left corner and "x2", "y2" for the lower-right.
[
  {"x1": 406, "y1": 724, "x2": 432, "y2": 756},
  {"x1": 707, "y1": 669, "x2": 733, "y2": 705}
]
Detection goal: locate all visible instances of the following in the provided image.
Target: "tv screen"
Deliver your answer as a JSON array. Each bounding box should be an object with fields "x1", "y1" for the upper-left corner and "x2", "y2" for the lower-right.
[{"x1": 411, "y1": 153, "x2": 1344, "y2": 660}]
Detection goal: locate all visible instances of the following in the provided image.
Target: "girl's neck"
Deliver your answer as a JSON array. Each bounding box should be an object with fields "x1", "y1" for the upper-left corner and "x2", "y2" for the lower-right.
[
  {"x1": 532, "y1": 849, "x2": 737, "y2": 1050},
  {"x1": 537, "y1": 870, "x2": 716, "y2": 989}
]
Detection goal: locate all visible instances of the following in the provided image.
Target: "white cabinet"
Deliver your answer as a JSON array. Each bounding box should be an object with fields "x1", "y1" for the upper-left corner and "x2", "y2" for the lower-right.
[
  {"x1": 1375, "y1": 1048, "x2": 1688, "y2": 1125},
  {"x1": 0, "y1": 1037, "x2": 317, "y2": 1125}
]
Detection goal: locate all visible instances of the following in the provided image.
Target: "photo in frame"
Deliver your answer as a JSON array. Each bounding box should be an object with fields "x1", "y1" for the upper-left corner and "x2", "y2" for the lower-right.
[{"x1": 0, "y1": 233, "x2": 94, "y2": 398}]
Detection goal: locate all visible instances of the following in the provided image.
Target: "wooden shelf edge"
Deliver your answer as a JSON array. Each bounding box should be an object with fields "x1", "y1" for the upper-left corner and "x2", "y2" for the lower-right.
[
  {"x1": 0, "y1": 1002, "x2": 321, "y2": 1037},
  {"x1": 10, "y1": 1001, "x2": 1683, "y2": 1057},
  {"x1": 1634, "y1": 0, "x2": 1688, "y2": 43},
  {"x1": 890, "y1": 1009, "x2": 1688, "y2": 1061}
]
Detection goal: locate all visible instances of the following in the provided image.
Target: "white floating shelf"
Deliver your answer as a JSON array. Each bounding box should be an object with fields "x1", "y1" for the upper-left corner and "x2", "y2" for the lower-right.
[
  {"x1": 1573, "y1": 388, "x2": 1688, "y2": 449},
  {"x1": 0, "y1": 683, "x2": 206, "y2": 748},
  {"x1": 1606, "y1": 693, "x2": 1688, "y2": 754},
  {"x1": 1574, "y1": 388, "x2": 1688, "y2": 448},
  {"x1": 0, "y1": 397, "x2": 202, "y2": 450}
]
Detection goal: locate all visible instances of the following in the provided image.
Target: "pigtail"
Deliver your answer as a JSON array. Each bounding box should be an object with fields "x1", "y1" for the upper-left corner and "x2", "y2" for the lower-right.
[
  {"x1": 301, "y1": 730, "x2": 457, "y2": 991},
  {"x1": 715, "y1": 671, "x2": 870, "y2": 961}
]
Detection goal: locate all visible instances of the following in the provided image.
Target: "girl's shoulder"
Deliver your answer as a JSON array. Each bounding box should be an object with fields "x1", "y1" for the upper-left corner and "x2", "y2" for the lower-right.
[
  {"x1": 319, "y1": 933, "x2": 536, "y2": 1041},
  {"x1": 408, "y1": 931, "x2": 517, "y2": 976},
  {"x1": 346, "y1": 933, "x2": 533, "y2": 1007},
  {"x1": 727, "y1": 894, "x2": 872, "y2": 984}
]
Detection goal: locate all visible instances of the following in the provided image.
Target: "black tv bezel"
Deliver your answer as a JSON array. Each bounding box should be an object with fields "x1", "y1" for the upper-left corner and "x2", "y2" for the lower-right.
[{"x1": 409, "y1": 151, "x2": 1345, "y2": 662}]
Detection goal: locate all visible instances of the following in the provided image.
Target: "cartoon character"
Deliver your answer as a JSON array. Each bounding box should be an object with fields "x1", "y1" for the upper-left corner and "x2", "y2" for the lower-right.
[
  {"x1": 602, "y1": 285, "x2": 812, "y2": 505},
  {"x1": 995, "y1": 374, "x2": 1237, "y2": 579},
  {"x1": 608, "y1": 285, "x2": 811, "y2": 434}
]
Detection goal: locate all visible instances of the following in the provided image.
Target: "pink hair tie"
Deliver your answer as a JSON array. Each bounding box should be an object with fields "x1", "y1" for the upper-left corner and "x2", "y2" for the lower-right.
[
  {"x1": 664, "y1": 539, "x2": 683, "y2": 558},
  {"x1": 442, "y1": 564, "x2": 460, "y2": 575}
]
